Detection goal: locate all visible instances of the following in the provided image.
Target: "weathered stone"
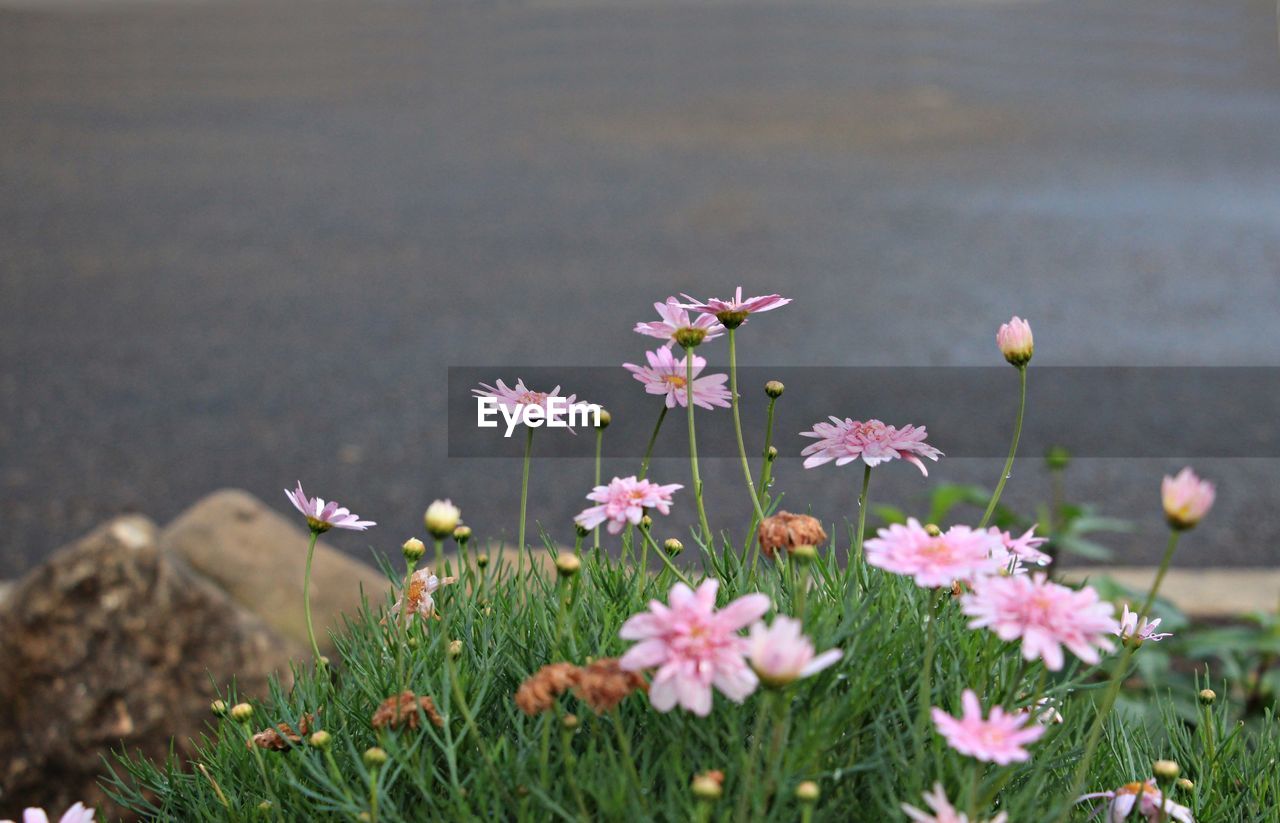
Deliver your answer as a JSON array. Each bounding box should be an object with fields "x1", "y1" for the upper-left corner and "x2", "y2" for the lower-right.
[
  {"x1": 0, "y1": 515, "x2": 298, "y2": 820},
  {"x1": 159, "y1": 489, "x2": 388, "y2": 655}
]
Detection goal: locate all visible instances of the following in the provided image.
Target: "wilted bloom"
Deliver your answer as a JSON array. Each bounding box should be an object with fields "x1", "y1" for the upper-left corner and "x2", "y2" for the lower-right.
[
  {"x1": 388, "y1": 567, "x2": 457, "y2": 621},
  {"x1": 424, "y1": 499, "x2": 461, "y2": 538},
  {"x1": 1162, "y1": 467, "x2": 1215, "y2": 530},
  {"x1": 619, "y1": 579, "x2": 771, "y2": 716},
  {"x1": 574, "y1": 476, "x2": 682, "y2": 535},
  {"x1": 902, "y1": 783, "x2": 1007, "y2": 823},
  {"x1": 624, "y1": 348, "x2": 732, "y2": 410},
  {"x1": 864, "y1": 518, "x2": 1002, "y2": 588},
  {"x1": 996, "y1": 316, "x2": 1034, "y2": 366},
  {"x1": 1116, "y1": 604, "x2": 1172, "y2": 643},
  {"x1": 799, "y1": 417, "x2": 942, "y2": 475},
  {"x1": 745, "y1": 616, "x2": 842, "y2": 687},
  {"x1": 1, "y1": 805, "x2": 96, "y2": 823},
  {"x1": 679, "y1": 287, "x2": 791, "y2": 328},
  {"x1": 961, "y1": 573, "x2": 1118, "y2": 671},
  {"x1": 571, "y1": 658, "x2": 649, "y2": 713},
  {"x1": 989, "y1": 525, "x2": 1051, "y2": 567},
  {"x1": 634, "y1": 296, "x2": 724, "y2": 348},
  {"x1": 1076, "y1": 780, "x2": 1195, "y2": 823},
  {"x1": 285, "y1": 482, "x2": 375, "y2": 533},
  {"x1": 932, "y1": 689, "x2": 1045, "y2": 765},
  {"x1": 371, "y1": 691, "x2": 444, "y2": 730},
  {"x1": 248, "y1": 714, "x2": 315, "y2": 751},
  {"x1": 757, "y1": 511, "x2": 828, "y2": 559}
]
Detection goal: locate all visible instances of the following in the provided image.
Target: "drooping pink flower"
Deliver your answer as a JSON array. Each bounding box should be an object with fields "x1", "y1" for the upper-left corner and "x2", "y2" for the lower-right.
[
  {"x1": 1116, "y1": 604, "x2": 1172, "y2": 643},
  {"x1": 634, "y1": 296, "x2": 724, "y2": 348},
  {"x1": 744, "y1": 616, "x2": 842, "y2": 688},
  {"x1": 2, "y1": 803, "x2": 96, "y2": 823},
  {"x1": 996, "y1": 315, "x2": 1034, "y2": 366},
  {"x1": 932, "y1": 689, "x2": 1045, "y2": 765},
  {"x1": 284, "y1": 482, "x2": 375, "y2": 533},
  {"x1": 864, "y1": 519, "x2": 1003, "y2": 588},
  {"x1": 902, "y1": 783, "x2": 1007, "y2": 823},
  {"x1": 623, "y1": 348, "x2": 732, "y2": 410},
  {"x1": 388, "y1": 567, "x2": 457, "y2": 621},
  {"x1": 989, "y1": 525, "x2": 1051, "y2": 567},
  {"x1": 1162, "y1": 467, "x2": 1215, "y2": 530},
  {"x1": 619, "y1": 579, "x2": 771, "y2": 716},
  {"x1": 1077, "y1": 780, "x2": 1195, "y2": 823},
  {"x1": 961, "y1": 573, "x2": 1118, "y2": 671},
  {"x1": 678, "y1": 287, "x2": 791, "y2": 328},
  {"x1": 799, "y1": 417, "x2": 942, "y2": 475},
  {"x1": 574, "y1": 476, "x2": 683, "y2": 535}
]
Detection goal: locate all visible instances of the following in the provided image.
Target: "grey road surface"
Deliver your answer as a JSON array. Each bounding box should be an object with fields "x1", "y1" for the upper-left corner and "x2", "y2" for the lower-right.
[{"x1": 2, "y1": 0, "x2": 1279, "y2": 577}]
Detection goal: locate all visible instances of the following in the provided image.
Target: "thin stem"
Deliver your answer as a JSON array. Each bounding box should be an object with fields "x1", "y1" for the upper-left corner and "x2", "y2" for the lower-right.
[
  {"x1": 852, "y1": 465, "x2": 872, "y2": 579},
  {"x1": 594, "y1": 427, "x2": 604, "y2": 553},
  {"x1": 641, "y1": 528, "x2": 694, "y2": 587},
  {"x1": 745, "y1": 394, "x2": 780, "y2": 572},
  {"x1": 735, "y1": 692, "x2": 772, "y2": 823},
  {"x1": 915, "y1": 591, "x2": 942, "y2": 773},
  {"x1": 518, "y1": 427, "x2": 534, "y2": 551},
  {"x1": 729, "y1": 329, "x2": 766, "y2": 522},
  {"x1": 611, "y1": 709, "x2": 643, "y2": 802},
  {"x1": 684, "y1": 345, "x2": 713, "y2": 544},
  {"x1": 758, "y1": 687, "x2": 792, "y2": 819},
  {"x1": 638, "y1": 405, "x2": 668, "y2": 480},
  {"x1": 302, "y1": 530, "x2": 323, "y2": 666},
  {"x1": 396, "y1": 557, "x2": 418, "y2": 694},
  {"x1": 979, "y1": 365, "x2": 1027, "y2": 528}
]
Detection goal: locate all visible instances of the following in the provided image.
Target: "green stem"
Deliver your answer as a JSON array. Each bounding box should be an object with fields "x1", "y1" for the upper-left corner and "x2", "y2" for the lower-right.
[
  {"x1": 729, "y1": 329, "x2": 766, "y2": 522},
  {"x1": 397, "y1": 557, "x2": 418, "y2": 694},
  {"x1": 518, "y1": 427, "x2": 534, "y2": 551},
  {"x1": 915, "y1": 591, "x2": 942, "y2": 772},
  {"x1": 745, "y1": 394, "x2": 780, "y2": 573},
  {"x1": 979, "y1": 365, "x2": 1027, "y2": 528},
  {"x1": 757, "y1": 688, "x2": 792, "y2": 819},
  {"x1": 684, "y1": 345, "x2": 713, "y2": 544},
  {"x1": 611, "y1": 709, "x2": 643, "y2": 803},
  {"x1": 638, "y1": 405, "x2": 668, "y2": 480},
  {"x1": 594, "y1": 427, "x2": 604, "y2": 553},
  {"x1": 302, "y1": 530, "x2": 323, "y2": 666},
  {"x1": 641, "y1": 528, "x2": 694, "y2": 587},
  {"x1": 735, "y1": 692, "x2": 772, "y2": 823},
  {"x1": 852, "y1": 465, "x2": 872, "y2": 581}
]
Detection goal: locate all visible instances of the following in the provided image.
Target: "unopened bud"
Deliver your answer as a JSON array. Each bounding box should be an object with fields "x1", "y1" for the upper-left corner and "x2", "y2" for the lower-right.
[
  {"x1": 210, "y1": 699, "x2": 228, "y2": 717},
  {"x1": 764, "y1": 380, "x2": 785, "y2": 399},
  {"x1": 309, "y1": 730, "x2": 332, "y2": 749},
  {"x1": 424, "y1": 499, "x2": 462, "y2": 539},
  {"x1": 765, "y1": 445, "x2": 778, "y2": 461},
  {"x1": 453, "y1": 525, "x2": 472, "y2": 544},
  {"x1": 357, "y1": 813, "x2": 371, "y2": 822},
  {"x1": 230, "y1": 703, "x2": 254, "y2": 723},
  {"x1": 516, "y1": 785, "x2": 530, "y2": 798},
  {"x1": 595, "y1": 409, "x2": 612, "y2": 429},
  {"x1": 792, "y1": 544, "x2": 818, "y2": 562},
  {"x1": 402, "y1": 537, "x2": 426, "y2": 563},
  {"x1": 574, "y1": 522, "x2": 591, "y2": 538},
  {"x1": 363, "y1": 747, "x2": 388, "y2": 769},
  {"x1": 1045, "y1": 445, "x2": 1071, "y2": 472},
  {"x1": 997, "y1": 316, "x2": 1034, "y2": 367},
  {"x1": 448, "y1": 639, "x2": 463, "y2": 658},
  {"x1": 555, "y1": 553, "x2": 581, "y2": 577},
  {"x1": 690, "y1": 771, "x2": 724, "y2": 800},
  {"x1": 562, "y1": 713, "x2": 580, "y2": 730},
  {"x1": 1198, "y1": 688, "x2": 1217, "y2": 705},
  {"x1": 407, "y1": 635, "x2": 419, "y2": 650},
  {"x1": 258, "y1": 801, "x2": 273, "y2": 814},
  {"x1": 795, "y1": 781, "x2": 820, "y2": 802},
  {"x1": 1176, "y1": 778, "x2": 1194, "y2": 791},
  {"x1": 476, "y1": 553, "x2": 489, "y2": 568},
  {"x1": 925, "y1": 523, "x2": 942, "y2": 537},
  {"x1": 639, "y1": 515, "x2": 653, "y2": 532},
  {"x1": 674, "y1": 327, "x2": 708, "y2": 349},
  {"x1": 663, "y1": 538, "x2": 684, "y2": 556},
  {"x1": 1153, "y1": 759, "x2": 1180, "y2": 781}
]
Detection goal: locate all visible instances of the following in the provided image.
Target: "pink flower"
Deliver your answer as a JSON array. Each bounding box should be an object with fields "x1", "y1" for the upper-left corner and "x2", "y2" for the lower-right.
[
  {"x1": 961, "y1": 573, "x2": 1118, "y2": 671},
  {"x1": 2, "y1": 804, "x2": 96, "y2": 823},
  {"x1": 1077, "y1": 780, "x2": 1194, "y2": 823},
  {"x1": 634, "y1": 296, "x2": 724, "y2": 348},
  {"x1": 989, "y1": 525, "x2": 1051, "y2": 567},
  {"x1": 574, "y1": 476, "x2": 683, "y2": 535},
  {"x1": 388, "y1": 567, "x2": 457, "y2": 621},
  {"x1": 623, "y1": 348, "x2": 732, "y2": 410},
  {"x1": 284, "y1": 482, "x2": 375, "y2": 533},
  {"x1": 996, "y1": 315, "x2": 1033, "y2": 366},
  {"x1": 473, "y1": 378, "x2": 582, "y2": 425},
  {"x1": 1162, "y1": 467, "x2": 1215, "y2": 530},
  {"x1": 799, "y1": 417, "x2": 942, "y2": 475},
  {"x1": 902, "y1": 783, "x2": 1007, "y2": 823},
  {"x1": 678, "y1": 287, "x2": 791, "y2": 327},
  {"x1": 619, "y1": 579, "x2": 771, "y2": 715},
  {"x1": 744, "y1": 616, "x2": 842, "y2": 687},
  {"x1": 932, "y1": 689, "x2": 1045, "y2": 765},
  {"x1": 864, "y1": 518, "x2": 1003, "y2": 588},
  {"x1": 1116, "y1": 604, "x2": 1172, "y2": 643}
]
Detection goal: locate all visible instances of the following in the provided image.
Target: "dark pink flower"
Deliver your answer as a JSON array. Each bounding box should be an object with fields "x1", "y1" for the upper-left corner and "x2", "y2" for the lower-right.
[
  {"x1": 623, "y1": 347, "x2": 731, "y2": 410},
  {"x1": 799, "y1": 417, "x2": 942, "y2": 475}
]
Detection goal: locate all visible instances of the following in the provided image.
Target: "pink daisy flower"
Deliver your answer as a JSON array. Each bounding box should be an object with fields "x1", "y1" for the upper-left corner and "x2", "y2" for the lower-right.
[
  {"x1": 619, "y1": 578, "x2": 771, "y2": 716},
  {"x1": 961, "y1": 573, "x2": 1118, "y2": 671},
  {"x1": 864, "y1": 518, "x2": 1003, "y2": 588},
  {"x1": 634, "y1": 296, "x2": 724, "y2": 348},
  {"x1": 932, "y1": 689, "x2": 1046, "y2": 765},
  {"x1": 284, "y1": 482, "x2": 375, "y2": 533},
  {"x1": 678, "y1": 287, "x2": 791, "y2": 327},
  {"x1": 744, "y1": 616, "x2": 842, "y2": 688},
  {"x1": 1116, "y1": 604, "x2": 1172, "y2": 643},
  {"x1": 2, "y1": 804, "x2": 96, "y2": 823},
  {"x1": 1077, "y1": 780, "x2": 1194, "y2": 823},
  {"x1": 799, "y1": 417, "x2": 942, "y2": 475},
  {"x1": 996, "y1": 315, "x2": 1034, "y2": 367},
  {"x1": 623, "y1": 348, "x2": 732, "y2": 410},
  {"x1": 1162, "y1": 466, "x2": 1215, "y2": 530},
  {"x1": 574, "y1": 476, "x2": 683, "y2": 535},
  {"x1": 989, "y1": 525, "x2": 1051, "y2": 567},
  {"x1": 902, "y1": 783, "x2": 1007, "y2": 823}
]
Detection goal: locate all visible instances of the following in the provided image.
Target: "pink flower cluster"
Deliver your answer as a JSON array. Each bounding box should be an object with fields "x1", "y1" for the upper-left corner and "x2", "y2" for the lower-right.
[
  {"x1": 799, "y1": 417, "x2": 942, "y2": 475},
  {"x1": 574, "y1": 476, "x2": 682, "y2": 535}
]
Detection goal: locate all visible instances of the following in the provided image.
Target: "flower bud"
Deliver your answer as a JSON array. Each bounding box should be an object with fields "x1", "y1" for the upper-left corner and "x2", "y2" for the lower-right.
[
  {"x1": 574, "y1": 522, "x2": 591, "y2": 538},
  {"x1": 639, "y1": 515, "x2": 653, "y2": 532},
  {"x1": 562, "y1": 713, "x2": 580, "y2": 731},
  {"x1": 674, "y1": 327, "x2": 708, "y2": 349},
  {"x1": 448, "y1": 639, "x2": 463, "y2": 658},
  {"x1": 230, "y1": 702, "x2": 254, "y2": 723},
  {"x1": 765, "y1": 445, "x2": 778, "y2": 461},
  {"x1": 363, "y1": 746, "x2": 388, "y2": 769},
  {"x1": 258, "y1": 801, "x2": 273, "y2": 814},
  {"x1": 1176, "y1": 778, "x2": 1194, "y2": 792},
  {"x1": 1197, "y1": 688, "x2": 1217, "y2": 705},
  {"x1": 402, "y1": 537, "x2": 426, "y2": 563},
  {"x1": 764, "y1": 380, "x2": 785, "y2": 399},
  {"x1": 210, "y1": 699, "x2": 228, "y2": 717},
  {"x1": 309, "y1": 730, "x2": 332, "y2": 749},
  {"x1": 453, "y1": 525, "x2": 472, "y2": 545},
  {"x1": 792, "y1": 544, "x2": 818, "y2": 562},
  {"x1": 357, "y1": 814, "x2": 371, "y2": 823},
  {"x1": 424, "y1": 499, "x2": 462, "y2": 539},
  {"x1": 924, "y1": 523, "x2": 942, "y2": 537},
  {"x1": 476, "y1": 553, "x2": 489, "y2": 568},
  {"x1": 595, "y1": 408, "x2": 612, "y2": 429},
  {"x1": 1162, "y1": 467, "x2": 1215, "y2": 531},
  {"x1": 795, "y1": 781, "x2": 820, "y2": 802},
  {"x1": 1153, "y1": 759, "x2": 1180, "y2": 781},
  {"x1": 555, "y1": 553, "x2": 581, "y2": 578},
  {"x1": 663, "y1": 538, "x2": 684, "y2": 556},
  {"x1": 1045, "y1": 445, "x2": 1071, "y2": 472},
  {"x1": 690, "y1": 770, "x2": 724, "y2": 800},
  {"x1": 516, "y1": 785, "x2": 530, "y2": 799},
  {"x1": 996, "y1": 315, "x2": 1033, "y2": 367}
]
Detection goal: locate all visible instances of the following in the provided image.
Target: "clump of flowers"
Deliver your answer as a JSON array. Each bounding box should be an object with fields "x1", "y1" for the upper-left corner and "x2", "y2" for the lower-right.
[
  {"x1": 757, "y1": 511, "x2": 828, "y2": 558},
  {"x1": 799, "y1": 417, "x2": 942, "y2": 474},
  {"x1": 371, "y1": 691, "x2": 444, "y2": 730},
  {"x1": 573, "y1": 475, "x2": 682, "y2": 535},
  {"x1": 932, "y1": 689, "x2": 1045, "y2": 764}
]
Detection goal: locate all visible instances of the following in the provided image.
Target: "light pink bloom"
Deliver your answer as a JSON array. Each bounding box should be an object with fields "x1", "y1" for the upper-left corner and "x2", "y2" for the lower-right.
[
  {"x1": 2, "y1": 804, "x2": 96, "y2": 823},
  {"x1": 864, "y1": 518, "x2": 1002, "y2": 588},
  {"x1": 619, "y1": 579, "x2": 771, "y2": 716},
  {"x1": 678, "y1": 287, "x2": 791, "y2": 326},
  {"x1": 932, "y1": 689, "x2": 1045, "y2": 765},
  {"x1": 961, "y1": 573, "x2": 1118, "y2": 671},
  {"x1": 996, "y1": 315, "x2": 1034, "y2": 366},
  {"x1": 990, "y1": 525, "x2": 1051, "y2": 567},
  {"x1": 473, "y1": 378, "x2": 582, "y2": 431},
  {"x1": 799, "y1": 417, "x2": 942, "y2": 475},
  {"x1": 1162, "y1": 467, "x2": 1215, "y2": 530},
  {"x1": 284, "y1": 482, "x2": 375, "y2": 533},
  {"x1": 744, "y1": 616, "x2": 842, "y2": 687},
  {"x1": 623, "y1": 348, "x2": 732, "y2": 410},
  {"x1": 574, "y1": 476, "x2": 683, "y2": 535},
  {"x1": 1116, "y1": 604, "x2": 1172, "y2": 643},
  {"x1": 1019, "y1": 696, "x2": 1064, "y2": 726},
  {"x1": 1077, "y1": 780, "x2": 1195, "y2": 823},
  {"x1": 389, "y1": 567, "x2": 457, "y2": 620},
  {"x1": 634, "y1": 296, "x2": 724, "y2": 348},
  {"x1": 902, "y1": 783, "x2": 1007, "y2": 823}
]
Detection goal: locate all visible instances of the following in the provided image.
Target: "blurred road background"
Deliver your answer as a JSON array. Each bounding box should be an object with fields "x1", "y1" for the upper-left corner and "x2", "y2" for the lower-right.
[{"x1": 2, "y1": 0, "x2": 1279, "y2": 575}]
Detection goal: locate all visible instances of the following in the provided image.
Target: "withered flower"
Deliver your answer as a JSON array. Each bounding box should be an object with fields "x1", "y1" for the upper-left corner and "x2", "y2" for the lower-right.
[
  {"x1": 247, "y1": 714, "x2": 315, "y2": 751},
  {"x1": 571, "y1": 658, "x2": 648, "y2": 714},
  {"x1": 515, "y1": 662, "x2": 579, "y2": 715},
  {"x1": 758, "y1": 511, "x2": 827, "y2": 558},
  {"x1": 371, "y1": 691, "x2": 444, "y2": 730}
]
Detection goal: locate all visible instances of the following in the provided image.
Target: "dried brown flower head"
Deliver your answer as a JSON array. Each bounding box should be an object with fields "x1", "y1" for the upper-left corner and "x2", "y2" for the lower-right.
[
  {"x1": 758, "y1": 512, "x2": 827, "y2": 558},
  {"x1": 247, "y1": 713, "x2": 315, "y2": 751},
  {"x1": 371, "y1": 691, "x2": 444, "y2": 730},
  {"x1": 514, "y1": 662, "x2": 579, "y2": 715},
  {"x1": 571, "y1": 658, "x2": 648, "y2": 714}
]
